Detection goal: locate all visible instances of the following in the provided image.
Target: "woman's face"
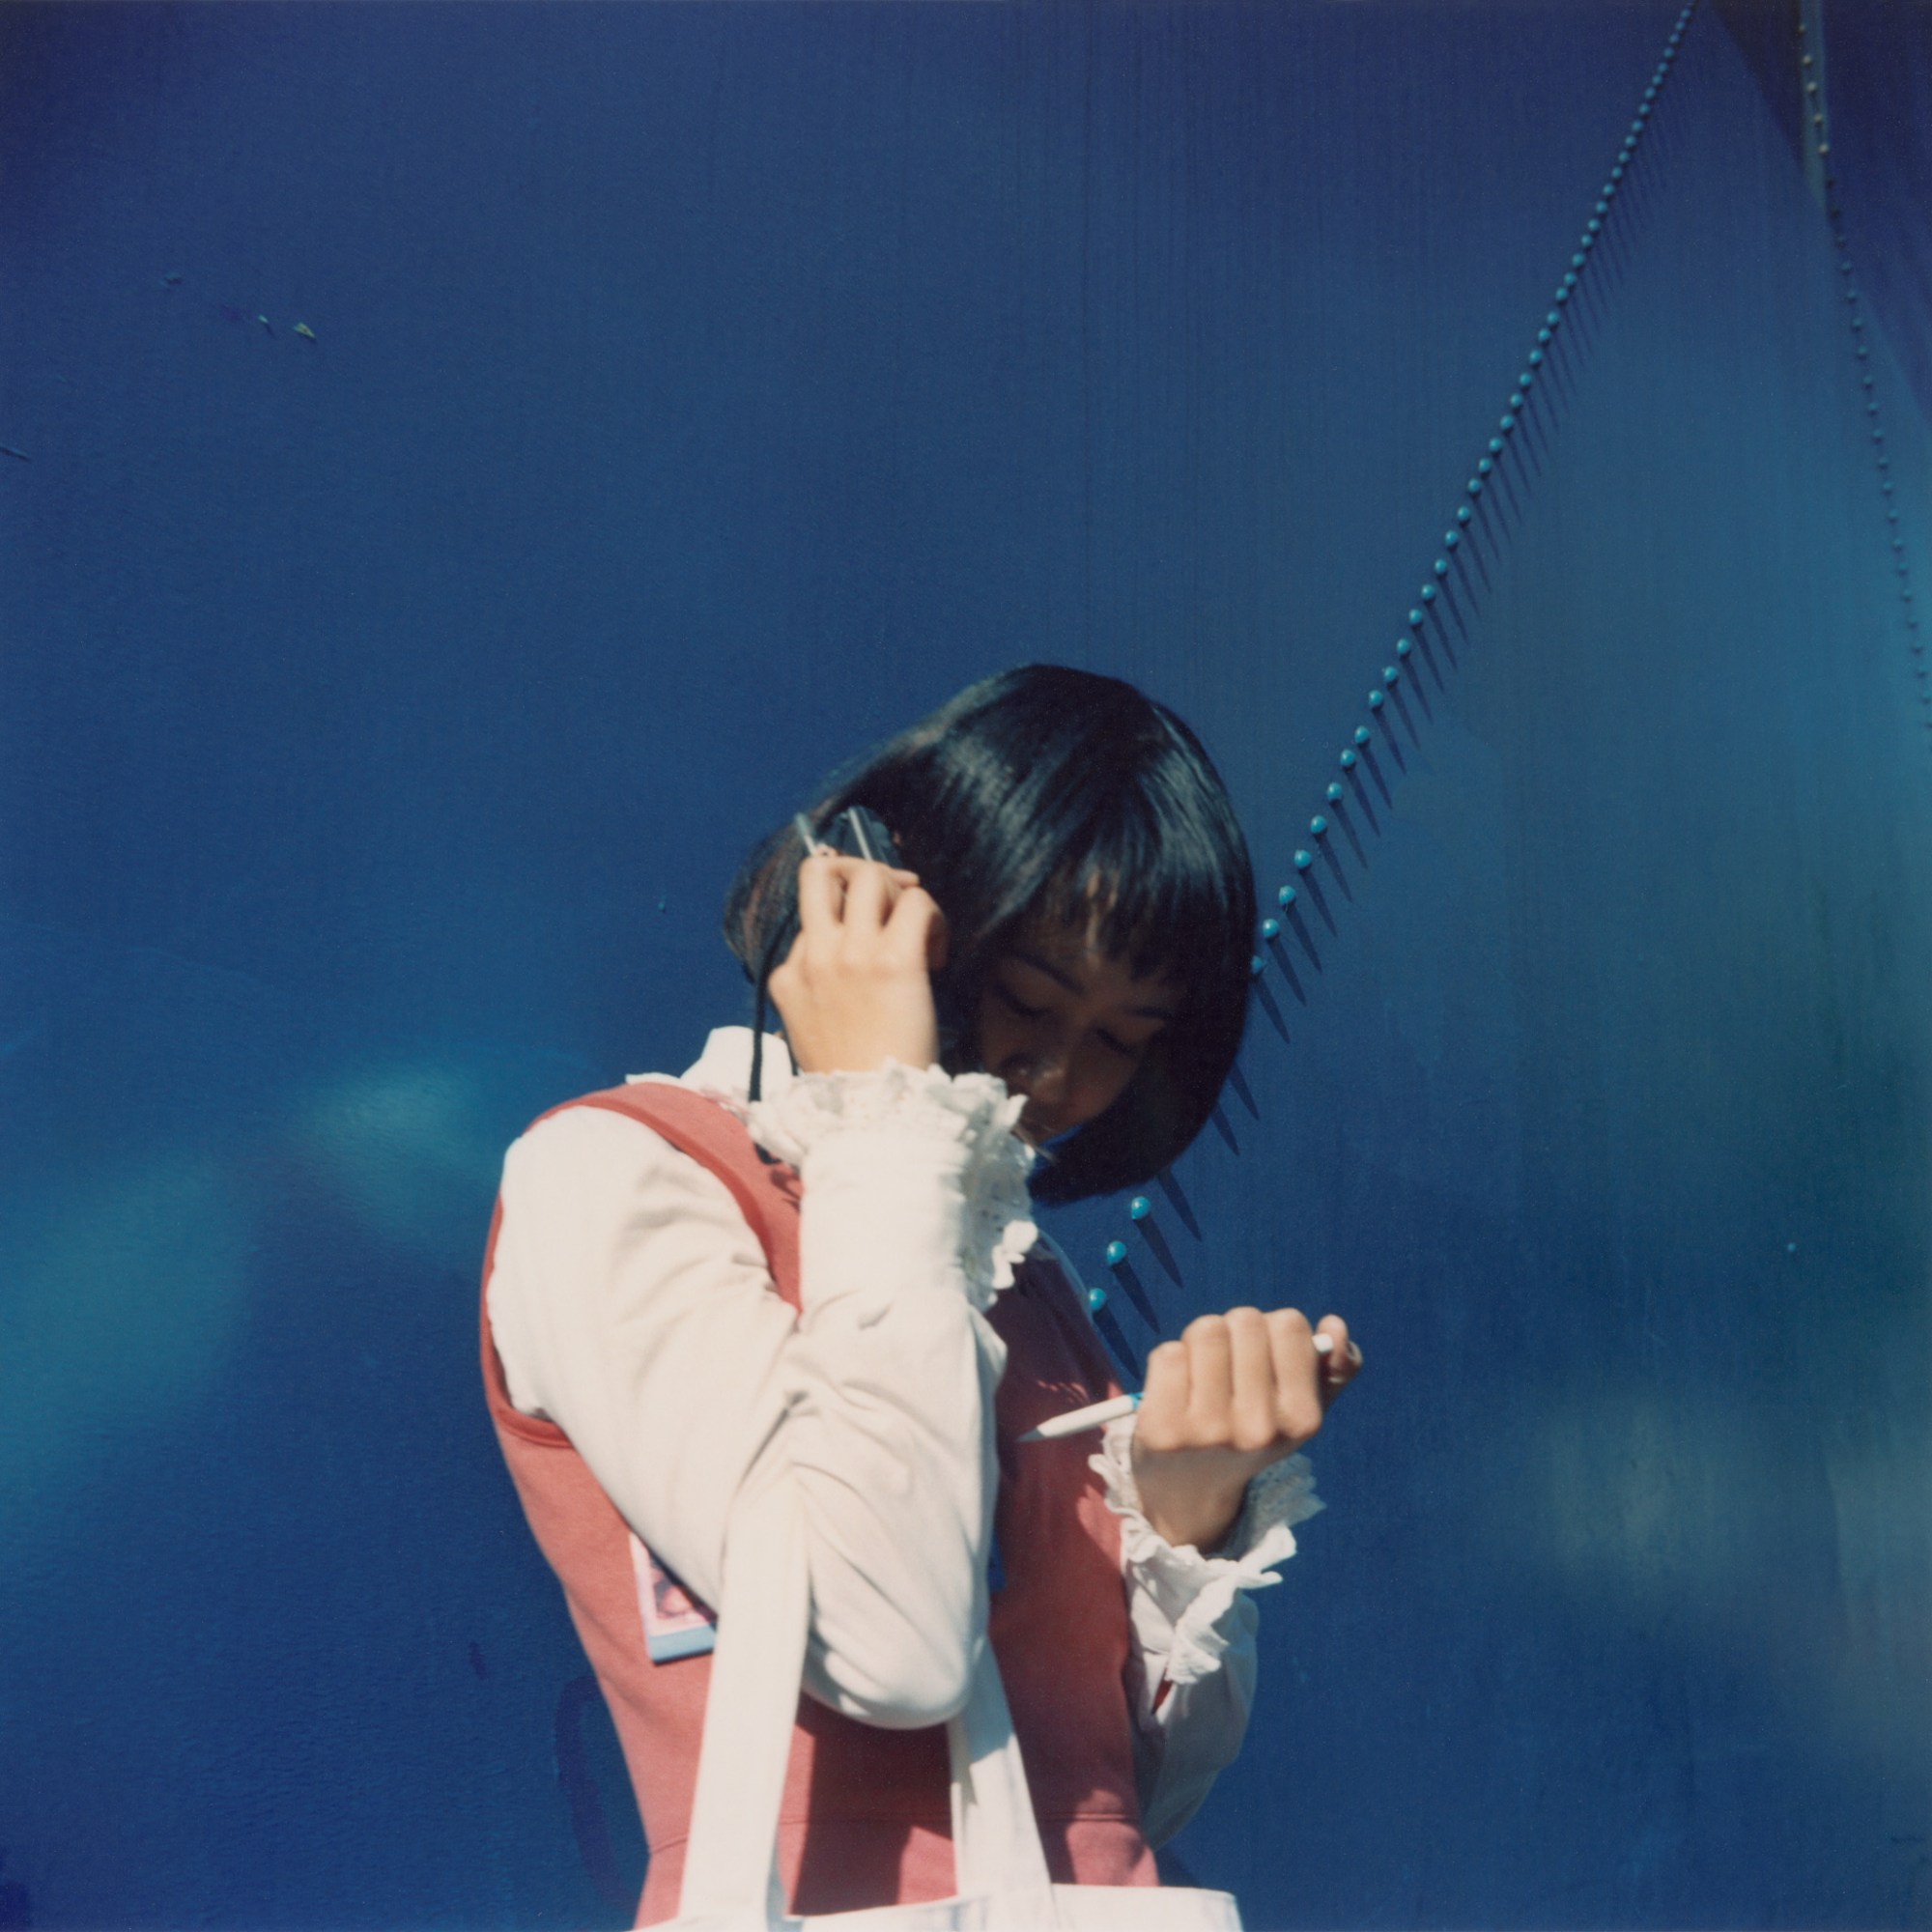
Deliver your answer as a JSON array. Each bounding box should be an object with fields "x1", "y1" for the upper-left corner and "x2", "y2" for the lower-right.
[{"x1": 973, "y1": 918, "x2": 1183, "y2": 1145}]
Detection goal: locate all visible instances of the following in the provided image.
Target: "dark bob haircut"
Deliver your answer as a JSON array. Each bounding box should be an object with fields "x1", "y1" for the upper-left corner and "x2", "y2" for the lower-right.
[{"x1": 722, "y1": 665, "x2": 1255, "y2": 1205}]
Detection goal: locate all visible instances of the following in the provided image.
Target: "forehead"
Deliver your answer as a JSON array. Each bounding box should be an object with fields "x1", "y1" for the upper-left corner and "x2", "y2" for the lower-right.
[{"x1": 1005, "y1": 912, "x2": 1184, "y2": 1005}]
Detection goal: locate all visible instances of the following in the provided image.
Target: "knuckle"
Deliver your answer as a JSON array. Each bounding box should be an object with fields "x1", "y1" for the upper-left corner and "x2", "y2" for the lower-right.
[{"x1": 1232, "y1": 1419, "x2": 1275, "y2": 1456}]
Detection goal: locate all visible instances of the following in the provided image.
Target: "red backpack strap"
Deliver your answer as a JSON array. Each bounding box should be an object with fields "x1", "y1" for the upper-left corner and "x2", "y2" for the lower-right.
[
  {"x1": 524, "y1": 1080, "x2": 804, "y2": 1310},
  {"x1": 481, "y1": 1078, "x2": 806, "y2": 1441}
]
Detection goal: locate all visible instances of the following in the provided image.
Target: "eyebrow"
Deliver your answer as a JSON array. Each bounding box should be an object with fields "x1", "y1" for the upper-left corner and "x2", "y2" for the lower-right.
[{"x1": 1008, "y1": 950, "x2": 1179, "y2": 1022}]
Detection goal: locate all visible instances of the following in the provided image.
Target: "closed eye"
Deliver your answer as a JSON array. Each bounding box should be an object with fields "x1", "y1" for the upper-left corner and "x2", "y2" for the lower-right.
[{"x1": 997, "y1": 988, "x2": 1046, "y2": 1021}]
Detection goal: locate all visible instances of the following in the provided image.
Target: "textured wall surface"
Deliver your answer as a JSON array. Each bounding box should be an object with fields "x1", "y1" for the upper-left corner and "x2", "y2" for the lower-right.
[{"x1": 2, "y1": 4, "x2": 1927, "y2": 1927}]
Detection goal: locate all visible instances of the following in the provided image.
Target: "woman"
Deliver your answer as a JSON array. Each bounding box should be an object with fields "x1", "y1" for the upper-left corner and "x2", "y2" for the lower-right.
[{"x1": 481, "y1": 665, "x2": 1361, "y2": 1922}]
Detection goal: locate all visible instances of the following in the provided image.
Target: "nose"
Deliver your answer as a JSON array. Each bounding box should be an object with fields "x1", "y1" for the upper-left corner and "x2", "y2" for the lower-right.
[{"x1": 1007, "y1": 1051, "x2": 1068, "y2": 1109}]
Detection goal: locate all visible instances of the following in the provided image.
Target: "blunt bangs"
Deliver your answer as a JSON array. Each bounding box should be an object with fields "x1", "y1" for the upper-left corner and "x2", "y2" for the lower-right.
[{"x1": 723, "y1": 665, "x2": 1256, "y2": 1204}]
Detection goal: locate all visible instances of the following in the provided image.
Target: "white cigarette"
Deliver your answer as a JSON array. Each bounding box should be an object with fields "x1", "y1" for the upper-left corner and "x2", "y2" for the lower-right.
[{"x1": 1019, "y1": 1335, "x2": 1333, "y2": 1441}]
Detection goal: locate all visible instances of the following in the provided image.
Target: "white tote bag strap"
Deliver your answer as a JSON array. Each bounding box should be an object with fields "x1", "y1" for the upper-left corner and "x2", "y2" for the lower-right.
[
  {"x1": 674, "y1": 1466, "x2": 1068, "y2": 1929},
  {"x1": 676, "y1": 1466, "x2": 809, "y2": 1925},
  {"x1": 947, "y1": 1642, "x2": 1054, "y2": 1901}
]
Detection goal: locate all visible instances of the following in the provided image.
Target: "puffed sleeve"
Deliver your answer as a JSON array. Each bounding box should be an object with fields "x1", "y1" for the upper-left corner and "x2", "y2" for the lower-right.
[
  {"x1": 486, "y1": 1061, "x2": 1037, "y2": 1728},
  {"x1": 1088, "y1": 1417, "x2": 1324, "y2": 1846}
]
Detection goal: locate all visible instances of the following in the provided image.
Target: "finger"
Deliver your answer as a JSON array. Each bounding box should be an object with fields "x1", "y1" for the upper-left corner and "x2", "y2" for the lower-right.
[
  {"x1": 1264, "y1": 1308, "x2": 1321, "y2": 1441},
  {"x1": 1315, "y1": 1314, "x2": 1361, "y2": 1395},
  {"x1": 880, "y1": 883, "x2": 940, "y2": 963},
  {"x1": 837, "y1": 861, "x2": 897, "y2": 939},
  {"x1": 1137, "y1": 1340, "x2": 1192, "y2": 1443},
  {"x1": 1224, "y1": 1307, "x2": 1277, "y2": 1454},
  {"x1": 1182, "y1": 1315, "x2": 1234, "y2": 1438},
  {"x1": 794, "y1": 853, "x2": 842, "y2": 939}
]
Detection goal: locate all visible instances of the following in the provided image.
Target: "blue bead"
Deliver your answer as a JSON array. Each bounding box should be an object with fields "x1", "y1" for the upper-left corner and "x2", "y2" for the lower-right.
[
  {"x1": 1546, "y1": 310, "x2": 1561, "y2": 327},
  {"x1": 1571, "y1": 254, "x2": 1585, "y2": 270},
  {"x1": 1087, "y1": 1284, "x2": 1108, "y2": 1312},
  {"x1": 1537, "y1": 327, "x2": 1552, "y2": 346},
  {"x1": 1129, "y1": 1195, "x2": 1151, "y2": 1221},
  {"x1": 1498, "y1": 415, "x2": 1515, "y2": 434},
  {"x1": 1249, "y1": 953, "x2": 1264, "y2": 977},
  {"x1": 1383, "y1": 665, "x2": 1401, "y2": 683},
  {"x1": 1410, "y1": 606, "x2": 1427, "y2": 625},
  {"x1": 1857, "y1": 345, "x2": 1869, "y2": 357},
  {"x1": 1421, "y1": 583, "x2": 1438, "y2": 602},
  {"x1": 1340, "y1": 749, "x2": 1358, "y2": 769},
  {"x1": 1477, "y1": 457, "x2": 1493, "y2": 476},
  {"x1": 1396, "y1": 638, "x2": 1412, "y2": 657},
  {"x1": 1508, "y1": 392, "x2": 1524, "y2": 412},
  {"x1": 1435, "y1": 555, "x2": 1451, "y2": 575},
  {"x1": 1580, "y1": 232, "x2": 1595, "y2": 250},
  {"x1": 1104, "y1": 1240, "x2": 1127, "y2": 1268},
  {"x1": 1588, "y1": 216, "x2": 1603, "y2": 233},
  {"x1": 1563, "y1": 270, "x2": 1578, "y2": 287},
  {"x1": 1457, "y1": 505, "x2": 1474, "y2": 525},
  {"x1": 1555, "y1": 287, "x2": 1571, "y2": 304},
  {"x1": 1277, "y1": 883, "x2": 1297, "y2": 907},
  {"x1": 1260, "y1": 916, "x2": 1281, "y2": 940},
  {"x1": 1529, "y1": 349, "x2": 1545, "y2": 367},
  {"x1": 1311, "y1": 815, "x2": 1328, "y2": 837},
  {"x1": 1467, "y1": 478, "x2": 1483, "y2": 496},
  {"x1": 1294, "y1": 848, "x2": 1313, "y2": 870},
  {"x1": 1611, "y1": 165, "x2": 1625, "y2": 182},
  {"x1": 1852, "y1": 316, "x2": 1864, "y2": 330},
  {"x1": 1326, "y1": 782, "x2": 1344, "y2": 803},
  {"x1": 1445, "y1": 528, "x2": 1462, "y2": 548},
  {"x1": 1354, "y1": 724, "x2": 1373, "y2": 743},
  {"x1": 1368, "y1": 691, "x2": 1385, "y2": 710}
]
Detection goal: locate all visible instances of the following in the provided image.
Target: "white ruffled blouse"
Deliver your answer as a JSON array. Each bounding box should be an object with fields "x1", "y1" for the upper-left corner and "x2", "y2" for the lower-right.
[{"x1": 486, "y1": 1026, "x2": 1321, "y2": 1848}]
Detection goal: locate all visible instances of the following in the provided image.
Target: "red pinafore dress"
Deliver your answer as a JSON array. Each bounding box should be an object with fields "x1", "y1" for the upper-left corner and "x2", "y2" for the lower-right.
[{"x1": 481, "y1": 1080, "x2": 1158, "y2": 1924}]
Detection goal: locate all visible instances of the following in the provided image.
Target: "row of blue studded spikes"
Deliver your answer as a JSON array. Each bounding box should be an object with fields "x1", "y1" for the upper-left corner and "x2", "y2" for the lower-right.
[
  {"x1": 1800, "y1": 16, "x2": 1928, "y2": 739},
  {"x1": 1086, "y1": 2, "x2": 1701, "y2": 1303}
]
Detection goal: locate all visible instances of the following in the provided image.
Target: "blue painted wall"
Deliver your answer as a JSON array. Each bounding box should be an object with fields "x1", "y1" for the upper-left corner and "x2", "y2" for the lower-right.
[{"x1": 2, "y1": 4, "x2": 1926, "y2": 1925}]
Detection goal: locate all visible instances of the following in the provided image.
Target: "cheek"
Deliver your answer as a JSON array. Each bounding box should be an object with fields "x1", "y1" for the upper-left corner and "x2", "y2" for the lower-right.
[
  {"x1": 1076, "y1": 1045, "x2": 1143, "y2": 1116},
  {"x1": 971, "y1": 994, "x2": 1016, "y2": 1069}
]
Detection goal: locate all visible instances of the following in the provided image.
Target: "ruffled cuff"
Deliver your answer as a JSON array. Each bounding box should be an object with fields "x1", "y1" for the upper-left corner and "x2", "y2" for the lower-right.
[
  {"x1": 1089, "y1": 1416, "x2": 1324, "y2": 1690},
  {"x1": 746, "y1": 1058, "x2": 1039, "y2": 1308}
]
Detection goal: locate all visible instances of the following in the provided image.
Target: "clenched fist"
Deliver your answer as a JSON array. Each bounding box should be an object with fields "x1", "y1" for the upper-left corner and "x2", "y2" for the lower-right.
[{"x1": 1130, "y1": 1307, "x2": 1360, "y2": 1554}]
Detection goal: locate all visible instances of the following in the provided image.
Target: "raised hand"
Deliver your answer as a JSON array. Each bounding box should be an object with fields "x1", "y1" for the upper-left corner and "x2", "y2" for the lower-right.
[
  {"x1": 767, "y1": 853, "x2": 950, "y2": 1076},
  {"x1": 1129, "y1": 1307, "x2": 1361, "y2": 1554}
]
